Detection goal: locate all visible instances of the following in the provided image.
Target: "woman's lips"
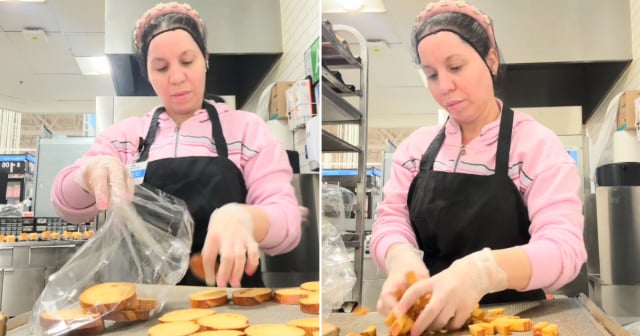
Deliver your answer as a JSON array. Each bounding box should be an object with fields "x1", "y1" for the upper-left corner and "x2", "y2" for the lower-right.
[
  {"x1": 171, "y1": 91, "x2": 191, "y2": 102},
  {"x1": 172, "y1": 91, "x2": 190, "y2": 97},
  {"x1": 447, "y1": 100, "x2": 463, "y2": 109}
]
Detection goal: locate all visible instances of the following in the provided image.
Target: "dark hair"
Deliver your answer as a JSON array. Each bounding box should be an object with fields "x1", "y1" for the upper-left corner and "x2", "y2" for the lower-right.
[
  {"x1": 412, "y1": 12, "x2": 505, "y2": 94},
  {"x1": 134, "y1": 12, "x2": 208, "y2": 79}
]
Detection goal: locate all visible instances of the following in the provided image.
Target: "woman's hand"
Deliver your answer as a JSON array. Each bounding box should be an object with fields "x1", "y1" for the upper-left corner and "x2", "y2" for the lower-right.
[
  {"x1": 377, "y1": 244, "x2": 430, "y2": 316},
  {"x1": 394, "y1": 248, "x2": 507, "y2": 335},
  {"x1": 75, "y1": 155, "x2": 134, "y2": 210},
  {"x1": 201, "y1": 203, "x2": 259, "y2": 287}
]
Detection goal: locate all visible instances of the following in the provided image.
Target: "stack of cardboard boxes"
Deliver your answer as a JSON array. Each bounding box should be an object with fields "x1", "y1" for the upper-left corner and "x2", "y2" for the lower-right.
[{"x1": 616, "y1": 90, "x2": 640, "y2": 131}]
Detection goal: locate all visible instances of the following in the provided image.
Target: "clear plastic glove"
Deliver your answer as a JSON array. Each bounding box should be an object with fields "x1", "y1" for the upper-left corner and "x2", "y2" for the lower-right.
[
  {"x1": 394, "y1": 248, "x2": 508, "y2": 335},
  {"x1": 75, "y1": 155, "x2": 134, "y2": 210},
  {"x1": 377, "y1": 244, "x2": 429, "y2": 316},
  {"x1": 201, "y1": 203, "x2": 259, "y2": 288}
]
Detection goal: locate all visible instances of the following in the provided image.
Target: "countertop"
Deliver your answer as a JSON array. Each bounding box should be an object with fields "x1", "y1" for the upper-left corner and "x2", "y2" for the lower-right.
[
  {"x1": 327, "y1": 294, "x2": 630, "y2": 336},
  {"x1": 0, "y1": 240, "x2": 85, "y2": 248},
  {"x1": 8, "y1": 284, "x2": 317, "y2": 335}
]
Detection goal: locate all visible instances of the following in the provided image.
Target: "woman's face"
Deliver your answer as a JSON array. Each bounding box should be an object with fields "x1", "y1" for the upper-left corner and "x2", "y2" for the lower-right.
[
  {"x1": 417, "y1": 31, "x2": 498, "y2": 124},
  {"x1": 146, "y1": 29, "x2": 206, "y2": 120}
]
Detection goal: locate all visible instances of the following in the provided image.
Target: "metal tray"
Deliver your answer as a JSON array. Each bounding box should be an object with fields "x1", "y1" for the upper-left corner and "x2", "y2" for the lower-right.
[
  {"x1": 327, "y1": 294, "x2": 630, "y2": 336},
  {"x1": 8, "y1": 284, "x2": 317, "y2": 335}
]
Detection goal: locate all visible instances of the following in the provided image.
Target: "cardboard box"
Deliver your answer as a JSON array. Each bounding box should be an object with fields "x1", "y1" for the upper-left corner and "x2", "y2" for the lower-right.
[
  {"x1": 617, "y1": 90, "x2": 640, "y2": 131},
  {"x1": 269, "y1": 82, "x2": 294, "y2": 120}
]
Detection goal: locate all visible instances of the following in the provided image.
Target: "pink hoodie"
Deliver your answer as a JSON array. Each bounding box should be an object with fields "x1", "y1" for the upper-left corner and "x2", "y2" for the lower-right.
[
  {"x1": 371, "y1": 110, "x2": 586, "y2": 291},
  {"x1": 51, "y1": 102, "x2": 301, "y2": 256}
]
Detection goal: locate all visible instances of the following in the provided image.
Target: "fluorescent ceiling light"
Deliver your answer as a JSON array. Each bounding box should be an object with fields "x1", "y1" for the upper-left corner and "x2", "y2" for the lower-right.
[
  {"x1": 323, "y1": 0, "x2": 386, "y2": 13},
  {"x1": 75, "y1": 56, "x2": 111, "y2": 75},
  {"x1": 343, "y1": 0, "x2": 364, "y2": 11},
  {"x1": 0, "y1": 0, "x2": 48, "y2": 2}
]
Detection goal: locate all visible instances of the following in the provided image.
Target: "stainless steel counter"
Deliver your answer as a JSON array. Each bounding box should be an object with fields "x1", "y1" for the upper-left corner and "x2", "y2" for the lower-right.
[
  {"x1": 328, "y1": 294, "x2": 629, "y2": 336},
  {"x1": 0, "y1": 241, "x2": 83, "y2": 317},
  {"x1": 8, "y1": 284, "x2": 317, "y2": 335},
  {"x1": 0, "y1": 240, "x2": 85, "y2": 248}
]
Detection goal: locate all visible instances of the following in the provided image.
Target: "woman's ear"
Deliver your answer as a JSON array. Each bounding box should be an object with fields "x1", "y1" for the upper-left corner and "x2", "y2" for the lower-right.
[{"x1": 486, "y1": 48, "x2": 499, "y2": 76}]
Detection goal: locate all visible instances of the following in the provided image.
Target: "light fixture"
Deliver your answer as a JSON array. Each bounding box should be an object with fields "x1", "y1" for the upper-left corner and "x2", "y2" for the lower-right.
[
  {"x1": 342, "y1": 0, "x2": 365, "y2": 11},
  {"x1": 0, "y1": 0, "x2": 48, "y2": 2},
  {"x1": 75, "y1": 56, "x2": 111, "y2": 75},
  {"x1": 322, "y1": 0, "x2": 386, "y2": 13}
]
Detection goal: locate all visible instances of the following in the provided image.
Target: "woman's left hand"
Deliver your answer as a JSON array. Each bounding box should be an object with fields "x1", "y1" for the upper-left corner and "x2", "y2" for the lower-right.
[
  {"x1": 393, "y1": 248, "x2": 508, "y2": 335},
  {"x1": 201, "y1": 203, "x2": 259, "y2": 288}
]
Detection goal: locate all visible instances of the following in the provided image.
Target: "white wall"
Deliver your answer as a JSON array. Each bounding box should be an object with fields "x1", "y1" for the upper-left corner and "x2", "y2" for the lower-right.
[
  {"x1": 242, "y1": 0, "x2": 319, "y2": 174},
  {"x1": 586, "y1": 0, "x2": 640, "y2": 159}
]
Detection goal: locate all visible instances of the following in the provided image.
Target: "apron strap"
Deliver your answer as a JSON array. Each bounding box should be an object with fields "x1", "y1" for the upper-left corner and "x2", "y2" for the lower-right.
[
  {"x1": 203, "y1": 101, "x2": 229, "y2": 158},
  {"x1": 137, "y1": 102, "x2": 229, "y2": 162},
  {"x1": 419, "y1": 122, "x2": 447, "y2": 171},
  {"x1": 420, "y1": 108, "x2": 515, "y2": 175},
  {"x1": 137, "y1": 107, "x2": 165, "y2": 163},
  {"x1": 495, "y1": 107, "x2": 515, "y2": 176}
]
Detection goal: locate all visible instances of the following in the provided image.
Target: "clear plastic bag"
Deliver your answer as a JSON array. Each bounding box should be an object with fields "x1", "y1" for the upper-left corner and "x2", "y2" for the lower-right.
[
  {"x1": 322, "y1": 184, "x2": 355, "y2": 232},
  {"x1": 28, "y1": 184, "x2": 194, "y2": 336},
  {"x1": 322, "y1": 184, "x2": 346, "y2": 232},
  {"x1": 588, "y1": 92, "x2": 624, "y2": 192},
  {"x1": 321, "y1": 217, "x2": 356, "y2": 319}
]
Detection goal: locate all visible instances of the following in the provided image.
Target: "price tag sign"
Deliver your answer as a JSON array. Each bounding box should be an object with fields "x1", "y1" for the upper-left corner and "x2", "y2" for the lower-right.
[{"x1": 0, "y1": 161, "x2": 24, "y2": 174}]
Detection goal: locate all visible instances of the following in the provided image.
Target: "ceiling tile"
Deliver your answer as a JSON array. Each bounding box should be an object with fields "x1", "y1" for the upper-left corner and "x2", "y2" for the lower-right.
[
  {"x1": 0, "y1": 32, "x2": 30, "y2": 74},
  {"x1": 0, "y1": 74, "x2": 94, "y2": 101},
  {"x1": 47, "y1": 0, "x2": 105, "y2": 33},
  {"x1": 84, "y1": 75, "x2": 116, "y2": 96},
  {"x1": 0, "y1": 2, "x2": 60, "y2": 32},
  {"x1": 6, "y1": 32, "x2": 80, "y2": 74},
  {"x1": 65, "y1": 32, "x2": 105, "y2": 56}
]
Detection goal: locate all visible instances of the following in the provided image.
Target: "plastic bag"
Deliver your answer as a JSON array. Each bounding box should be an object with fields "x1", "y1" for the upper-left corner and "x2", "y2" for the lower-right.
[
  {"x1": 588, "y1": 92, "x2": 624, "y2": 192},
  {"x1": 322, "y1": 183, "x2": 355, "y2": 232},
  {"x1": 28, "y1": 184, "x2": 194, "y2": 336},
  {"x1": 321, "y1": 217, "x2": 356, "y2": 319}
]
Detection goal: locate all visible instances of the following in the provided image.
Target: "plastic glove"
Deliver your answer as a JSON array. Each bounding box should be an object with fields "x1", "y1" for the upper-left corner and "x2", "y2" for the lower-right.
[
  {"x1": 201, "y1": 203, "x2": 259, "y2": 288},
  {"x1": 377, "y1": 244, "x2": 429, "y2": 316},
  {"x1": 75, "y1": 155, "x2": 134, "y2": 210},
  {"x1": 394, "y1": 248, "x2": 508, "y2": 335},
  {"x1": 299, "y1": 206, "x2": 309, "y2": 222}
]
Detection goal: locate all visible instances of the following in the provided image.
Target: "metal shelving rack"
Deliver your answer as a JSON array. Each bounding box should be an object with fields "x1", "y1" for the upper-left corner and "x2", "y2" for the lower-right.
[{"x1": 321, "y1": 21, "x2": 369, "y2": 306}]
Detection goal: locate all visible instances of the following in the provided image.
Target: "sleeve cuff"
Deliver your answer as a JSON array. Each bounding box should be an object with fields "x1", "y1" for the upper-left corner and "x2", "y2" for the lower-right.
[
  {"x1": 256, "y1": 204, "x2": 301, "y2": 255},
  {"x1": 60, "y1": 169, "x2": 96, "y2": 209},
  {"x1": 522, "y1": 240, "x2": 562, "y2": 291},
  {"x1": 373, "y1": 236, "x2": 417, "y2": 271}
]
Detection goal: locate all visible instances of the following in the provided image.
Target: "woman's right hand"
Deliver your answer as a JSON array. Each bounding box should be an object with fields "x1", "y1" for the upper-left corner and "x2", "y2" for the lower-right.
[
  {"x1": 377, "y1": 244, "x2": 430, "y2": 316},
  {"x1": 75, "y1": 155, "x2": 135, "y2": 210}
]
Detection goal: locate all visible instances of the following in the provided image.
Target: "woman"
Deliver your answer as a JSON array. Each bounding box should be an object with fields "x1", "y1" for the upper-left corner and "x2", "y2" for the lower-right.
[
  {"x1": 51, "y1": 2, "x2": 301, "y2": 289},
  {"x1": 370, "y1": 1, "x2": 586, "y2": 334}
]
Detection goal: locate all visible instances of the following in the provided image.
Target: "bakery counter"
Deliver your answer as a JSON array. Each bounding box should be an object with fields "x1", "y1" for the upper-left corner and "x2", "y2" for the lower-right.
[
  {"x1": 7, "y1": 284, "x2": 318, "y2": 335},
  {"x1": 327, "y1": 294, "x2": 629, "y2": 336},
  {"x1": 0, "y1": 241, "x2": 83, "y2": 317}
]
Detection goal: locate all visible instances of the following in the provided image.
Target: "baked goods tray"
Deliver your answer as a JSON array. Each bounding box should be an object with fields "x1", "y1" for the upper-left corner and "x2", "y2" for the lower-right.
[
  {"x1": 8, "y1": 284, "x2": 317, "y2": 335},
  {"x1": 328, "y1": 294, "x2": 630, "y2": 336}
]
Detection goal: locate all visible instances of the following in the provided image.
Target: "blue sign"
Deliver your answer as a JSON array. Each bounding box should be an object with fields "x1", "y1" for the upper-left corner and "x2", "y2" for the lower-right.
[
  {"x1": 322, "y1": 168, "x2": 381, "y2": 177},
  {"x1": 0, "y1": 154, "x2": 34, "y2": 163}
]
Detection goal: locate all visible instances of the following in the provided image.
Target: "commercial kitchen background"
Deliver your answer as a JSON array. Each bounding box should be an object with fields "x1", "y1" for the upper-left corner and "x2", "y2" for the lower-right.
[
  {"x1": 320, "y1": 0, "x2": 640, "y2": 325},
  {"x1": 0, "y1": 0, "x2": 320, "y2": 317}
]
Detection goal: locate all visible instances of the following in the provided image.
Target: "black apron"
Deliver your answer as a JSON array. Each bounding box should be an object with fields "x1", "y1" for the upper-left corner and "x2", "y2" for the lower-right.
[
  {"x1": 407, "y1": 107, "x2": 544, "y2": 303},
  {"x1": 136, "y1": 101, "x2": 264, "y2": 287}
]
